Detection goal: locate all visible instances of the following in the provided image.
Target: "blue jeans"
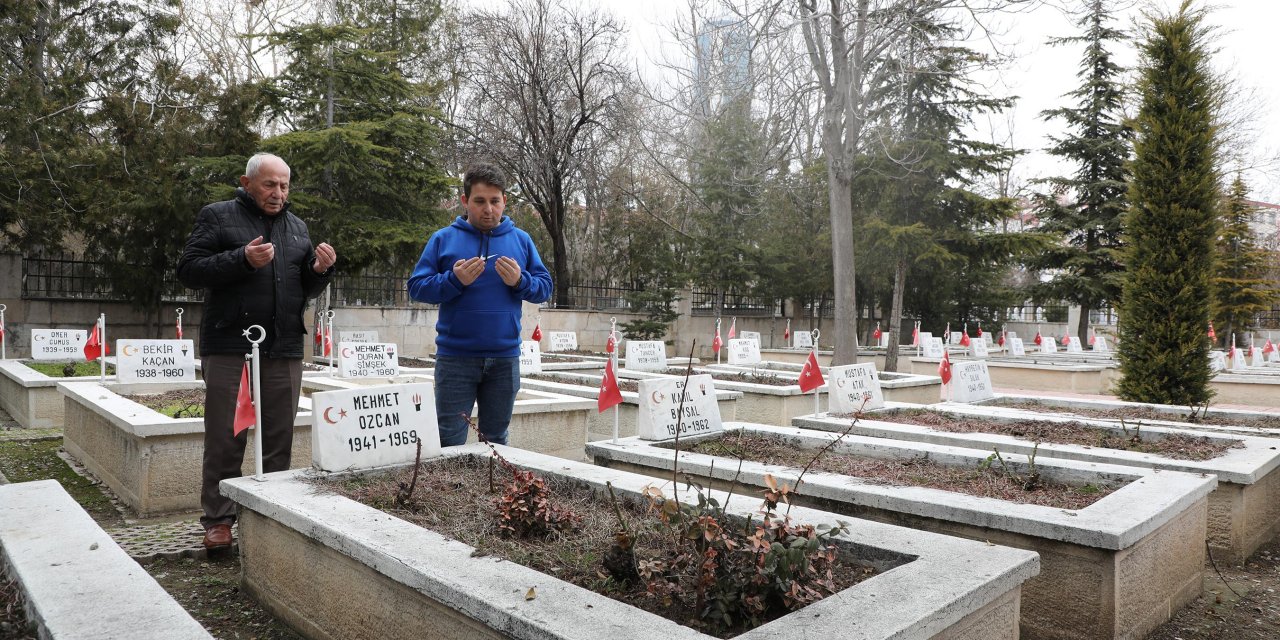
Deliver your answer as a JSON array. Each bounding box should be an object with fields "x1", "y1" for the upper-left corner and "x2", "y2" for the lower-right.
[{"x1": 434, "y1": 355, "x2": 520, "y2": 446}]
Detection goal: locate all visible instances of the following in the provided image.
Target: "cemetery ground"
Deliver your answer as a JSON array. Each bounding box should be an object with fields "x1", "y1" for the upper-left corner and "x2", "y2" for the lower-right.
[{"x1": 2, "y1": 400, "x2": 1280, "y2": 638}]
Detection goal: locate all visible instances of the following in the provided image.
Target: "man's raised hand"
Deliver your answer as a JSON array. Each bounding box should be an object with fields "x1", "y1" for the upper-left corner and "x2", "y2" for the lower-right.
[
  {"x1": 495, "y1": 256, "x2": 522, "y2": 287},
  {"x1": 313, "y1": 242, "x2": 336, "y2": 273},
  {"x1": 245, "y1": 236, "x2": 274, "y2": 268},
  {"x1": 453, "y1": 257, "x2": 485, "y2": 286}
]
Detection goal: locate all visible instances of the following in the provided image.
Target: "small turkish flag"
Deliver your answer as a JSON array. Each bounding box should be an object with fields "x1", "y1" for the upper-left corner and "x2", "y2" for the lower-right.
[
  {"x1": 712, "y1": 326, "x2": 722, "y2": 353},
  {"x1": 323, "y1": 325, "x2": 332, "y2": 357},
  {"x1": 997, "y1": 330, "x2": 1006, "y2": 347},
  {"x1": 798, "y1": 351, "x2": 824, "y2": 393},
  {"x1": 1208, "y1": 322, "x2": 1216, "y2": 340},
  {"x1": 606, "y1": 332, "x2": 616, "y2": 353},
  {"x1": 872, "y1": 323, "x2": 882, "y2": 341},
  {"x1": 314, "y1": 324, "x2": 322, "y2": 346},
  {"x1": 976, "y1": 324, "x2": 983, "y2": 337},
  {"x1": 1264, "y1": 339, "x2": 1275, "y2": 355},
  {"x1": 1034, "y1": 330, "x2": 1043, "y2": 346},
  {"x1": 938, "y1": 351, "x2": 952, "y2": 385},
  {"x1": 531, "y1": 324, "x2": 542, "y2": 341},
  {"x1": 728, "y1": 318, "x2": 736, "y2": 339},
  {"x1": 84, "y1": 323, "x2": 105, "y2": 361},
  {"x1": 597, "y1": 359, "x2": 623, "y2": 413},
  {"x1": 0, "y1": 317, "x2": 5, "y2": 345},
  {"x1": 176, "y1": 317, "x2": 183, "y2": 340},
  {"x1": 784, "y1": 321, "x2": 790, "y2": 340},
  {"x1": 911, "y1": 323, "x2": 919, "y2": 347},
  {"x1": 959, "y1": 331, "x2": 971, "y2": 347},
  {"x1": 233, "y1": 362, "x2": 255, "y2": 436}
]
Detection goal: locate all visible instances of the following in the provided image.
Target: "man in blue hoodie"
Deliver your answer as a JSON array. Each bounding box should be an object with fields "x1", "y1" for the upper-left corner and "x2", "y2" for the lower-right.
[{"x1": 408, "y1": 164, "x2": 553, "y2": 446}]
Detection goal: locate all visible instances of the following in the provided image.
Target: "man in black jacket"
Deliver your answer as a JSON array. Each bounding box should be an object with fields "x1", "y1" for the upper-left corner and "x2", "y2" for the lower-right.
[{"x1": 178, "y1": 153, "x2": 336, "y2": 549}]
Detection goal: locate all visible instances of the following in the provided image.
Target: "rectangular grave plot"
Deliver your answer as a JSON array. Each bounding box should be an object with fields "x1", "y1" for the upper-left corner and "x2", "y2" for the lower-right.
[{"x1": 223, "y1": 446, "x2": 1038, "y2": 640}]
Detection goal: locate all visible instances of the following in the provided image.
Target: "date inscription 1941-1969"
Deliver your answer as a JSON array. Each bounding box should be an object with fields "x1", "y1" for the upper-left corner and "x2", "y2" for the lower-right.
[{"x1": 348, "y1": 430, "x2": 418, "y2": 452}]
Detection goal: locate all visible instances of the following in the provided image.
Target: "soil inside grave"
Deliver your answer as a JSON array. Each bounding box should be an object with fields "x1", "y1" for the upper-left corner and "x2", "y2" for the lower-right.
[
  {"x1": 317, "y1": 455, "x2": 880, "y2": 638},
  {"x1": 0, "y1": 576, "x2": 36, "y2": 640},
  {"x1": 397, "y1": 356, "x2": 434, "y2": 368},
  {"x1": 526, "y1": 373, "x2": 640, "y2": 392},
  {"x1": 22, "y1": 361, "x2": 116, "y2": 377},
  {"x1": 846, "y1": 409, "x2": 1244, "y2": 461},
  {"x1": 675, "y1": 432, "x2": 1118, "y2": 509},
  {"x1": 120, "y1": 389, "x2": 206, "y2": 419},
  {"x1": 991, "y1": 398, "x2": 1280, "y2": 431},
  {"x1": 663, "y1": 368, "x2": 794, "y2": 387}
]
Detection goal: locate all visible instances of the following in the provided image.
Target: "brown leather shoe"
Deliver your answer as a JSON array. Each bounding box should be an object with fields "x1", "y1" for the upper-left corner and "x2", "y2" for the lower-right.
[{"x1": 202, "y1": 524, "x2": 233, "y2": 549}]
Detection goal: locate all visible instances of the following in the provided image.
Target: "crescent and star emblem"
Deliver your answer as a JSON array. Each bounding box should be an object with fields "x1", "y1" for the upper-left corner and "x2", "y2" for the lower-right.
[
  {"x1": 651, "y1": 390, "x2": 665, "y2": 404},
  {"x1": 122, "y1": 344, "x2": 137, "y2": 356},
  {"x1": 342, "y1": 347, "x2": 354, "y2": 358},
  {"x1": 322, "y1": 407, "x2": 348, "y2": 424},
  {"x1": 835, "y1": 377, "x2": 845, "y2": 388}
]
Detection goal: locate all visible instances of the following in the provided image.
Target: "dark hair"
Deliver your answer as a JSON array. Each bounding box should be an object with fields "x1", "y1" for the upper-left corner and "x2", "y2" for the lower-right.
[{"x1": 463, "y1": 163, "x2": 506, "y2": 197}]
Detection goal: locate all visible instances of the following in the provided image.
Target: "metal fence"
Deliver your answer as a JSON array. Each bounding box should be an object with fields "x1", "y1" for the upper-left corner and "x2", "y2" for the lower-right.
[
  {"x1": 550, "y1": 283, "x2": 640, "y2": 311},
  {"x1": 22, "y1": 255, "x2": 201, "y2": 303},
  {"x1": 330, "y1": 274, "x2": 416, "y2": 307},
  {"x1": 690, "y1": 289, "x2": 781, "y2": 317}
]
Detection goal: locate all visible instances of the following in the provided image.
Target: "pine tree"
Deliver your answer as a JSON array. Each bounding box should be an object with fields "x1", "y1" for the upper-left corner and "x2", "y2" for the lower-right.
[
  {"x1": 1031, "y1": 0, "x2": 1131, "y2": 339},
  {"x1": 1116, "y1": 2, "x2": 1219, "y2": 406},
  {"x1": 1212, "y1": 175, "x2": 1277, "y2": 344}
]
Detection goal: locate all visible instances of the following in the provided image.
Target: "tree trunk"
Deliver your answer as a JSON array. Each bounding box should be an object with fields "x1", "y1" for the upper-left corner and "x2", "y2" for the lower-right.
[
  {"x1": 885, "y1": 256, "x2": 907, "y2": 372},
  {"x1": 1076, "y1": 303, "x2": 1091, "y2": 345},
  {"x1": 827, "y1": 162, "x2": 858, "y2": 365}
]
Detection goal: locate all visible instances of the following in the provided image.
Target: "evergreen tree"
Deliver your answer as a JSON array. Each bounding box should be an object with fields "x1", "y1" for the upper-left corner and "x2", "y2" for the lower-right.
[
  {"x1": 1212, "y1": 175, "x2": 1276, "y2": 343},
  {"x1": 1031, "y1": 0, "x2": 1131, "y2": 339},
  {"x1": 1116, "y1": 3, "x2": 1219, "y2": 406}
]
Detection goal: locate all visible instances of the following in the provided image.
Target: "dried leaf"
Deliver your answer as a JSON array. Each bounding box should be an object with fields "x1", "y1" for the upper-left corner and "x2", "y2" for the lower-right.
[{"x1": 525, "y1": 587, "x2": 537, "y2": 601}]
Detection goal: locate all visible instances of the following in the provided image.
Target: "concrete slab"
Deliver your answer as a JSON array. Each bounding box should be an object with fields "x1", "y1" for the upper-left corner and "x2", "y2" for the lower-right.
[
  {"x1": 222, "y1": 446, "x2": 1039, "y2": 640},
  {"x1": 985, "y1": 393, "x2": 1280, "y2": 438},
  {"x1": 796, "y1": 405, "x2": 1280, "y2": 563},
  {"x1": 588, "y1": 424, "x2": 1214, "y2": 640},
  {"x1": 906, "y1": 357, "x2": 1116, "y2": 395},
  {"x1": 0, "y1": 359, "x2": 119, "y2": 428},
  {"x1": 0, "y1": 480, "x2": 211, "y2": 639}
]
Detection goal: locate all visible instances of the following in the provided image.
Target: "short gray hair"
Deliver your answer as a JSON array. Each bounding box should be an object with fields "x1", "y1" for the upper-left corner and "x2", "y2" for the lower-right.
[{"x1": 245, "y1": 153, "x2": 289, "y2": 179}]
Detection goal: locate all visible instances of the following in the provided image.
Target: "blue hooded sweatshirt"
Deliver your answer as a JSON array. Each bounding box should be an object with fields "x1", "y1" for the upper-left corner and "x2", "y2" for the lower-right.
[{"x1": 407, "y1": 216, "x2": 552, "y2": 357}]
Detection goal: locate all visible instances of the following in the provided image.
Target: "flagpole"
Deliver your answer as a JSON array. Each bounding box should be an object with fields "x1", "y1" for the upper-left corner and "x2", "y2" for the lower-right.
[
  {"x1": 610, "y1": 317, "x2": 620, "y2": 444},
  {"x1": 326, "y1": 309, "x2": 336, "y2": 375},
  {"x1": 175, "y1": 307, "x2": 184, "y2": 340},
  {"x1": 99, "y1": 314, "x2": 106, "y2": 382},
  {"x1": 0, "y1": 304, "x2": 6, "y2": 360},
  {"x1": 811, "y1": 329, "x2": 821, "y2": 416},
  {"x1": 244, "y1": 325, "x2": 266, "y2": 481}
]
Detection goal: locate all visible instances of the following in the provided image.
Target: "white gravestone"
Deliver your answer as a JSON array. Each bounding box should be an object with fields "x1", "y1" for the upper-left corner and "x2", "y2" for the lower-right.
[
  {"x1": 726, "y1": 338, "x2": 762, "y2": 366},
  {"x1": 1040, "y1": 337, "x2": 1058, "y2": 354},
  {"x1": 915, "y1": 332, "x2": 933, "y2": 352},
  {"x1": 1270, "y1": 348, "x2": 1280, "y2": 364},
  {"x1": 1093, "y1": 336, "x2": 1109, "y2": 352},
  {"x1": 950, "y1": 332, "x2": 963, "y2": 345},
  {"x1": 338, "y1": 330, "x2": 379, "y2": 344},
  {"x1": 922, "y1": 337, "x2": 945, "y2": 359},
  {"x1": 547, "y1": 331, "x2": 578, "y2": 352},
  {"x1": 1250, "y1": 346, "x2": 1266, "y2": 368},
  {"x1": 1009, "y1": 337, "x2": 1026, "y2": 357},
  {"x1": 791, "y1": 330, "x2": 813, "y2": 350},
  {"x1": 1066, "y1": 337, "x2": 1084, "y2": 354},
  {"x1": 311, "y1": 382, "x2": 441, "y2": 472},
  {"x1": 519, "y1": 340, "x2": 542, "y2": 374},
  {"x1": 740, "y1": 330, "x2": 761, "y2": 344},
  {"x1": 1231, "y1": 348, "x2": 1248, "y2": 371},
  {"x1": 625, "y1": 340, "x2": 668, "y2": 372},
  {"x1": 828, "y1": 363, "x2": 885, "y2": 412},
  {"x1": 878, "y1": 332, "x2": 890, "y2": 348},
  {"x1": 636, "y1": 374, "x2": 722, "y2": 440},
  {"x1": 949, "y1": 361, "x2": 994, "y2": 403},
  {"x1": 982, "y1": 333, "x2": 994, "y2": 346},
  {"x1": 1208, "y1": 351, "x2": 1226, "y2": 372},
  {"x1": 30, "y1": 329, "x2": 87, "y2": 360},
  {"x1": 115, "y1": 340, "x2": 195, "y2": 383},
  {"x1": 338, "y1": 343, "x2": 400, "y2": 378},
  {"x1": 971, "y1": 338, "x2": 988, "y2": 358}
]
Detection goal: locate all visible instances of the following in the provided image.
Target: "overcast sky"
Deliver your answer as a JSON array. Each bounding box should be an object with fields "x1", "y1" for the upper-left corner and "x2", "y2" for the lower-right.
[{"x1": 598, "y1": 0, "x2": 1280, "y2": 203}]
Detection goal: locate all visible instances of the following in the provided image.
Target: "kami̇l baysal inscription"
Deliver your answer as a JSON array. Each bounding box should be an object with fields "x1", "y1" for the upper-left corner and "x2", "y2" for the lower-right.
[
  {"x1": 948, "y1": 360, "x2": 994, "y2": 403},
  {"x1": 828, "y1": 363, "x2": 885, "y2": 412},
  {"x1": 30, "y1": 329, "x2": 87, "y2": 360},
  {"x1": 337, "y1": 343, "x2": 399, "y2": 378},
  {"x1": 519, "y1": 340, "x2": 542, "y2": 374},
  {"x1": 636, "y1": 374, "x2": 722, "y2": 440},
  {"x1": 726, "y1": 338, "x2": 761, "y2": 366},
  {"x1": 547, "y1": 331, "x2": 578, "y2": 352},
  {"x1": 116, "y1": 340, "x2": 195, "y2": 383},
  {"x1": 311, "y1": 382, "x2": 441, "y2": 471},
  {"x1": 338, "y1": 330, "x2": 379, "y2": 344},
  {"x1": 625, "y1": 340, "x2": 668, "y2": 372}
]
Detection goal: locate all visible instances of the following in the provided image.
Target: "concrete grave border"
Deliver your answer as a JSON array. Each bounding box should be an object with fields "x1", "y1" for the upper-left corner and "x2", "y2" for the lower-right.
[
  {"x1": 987, "y1": 393, "x2": 1280, "y2": 438},
  {"x1": 796, "y1": 405, "x2": 1280, "y2": 563},
  {"x1": 0, "y1": 480, "x2": 212, "y2": 639},
  {"x1": 0, "y1": 359, "x2": 122, "y2": 428},
  {"x1": 705, "y1": 361, "x2": 942, "y2": 404},
  {"x1": 222, "y1": 446, "x2": 1039, "y2": 640},
  {"x1": 587, "y1": 424, "x2": 1215, "y2": 640}
]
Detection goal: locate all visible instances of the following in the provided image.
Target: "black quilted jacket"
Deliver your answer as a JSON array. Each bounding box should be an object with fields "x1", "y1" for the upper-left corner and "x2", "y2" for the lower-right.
[{"x1": 177, "y1": 188, "x2": 333, "y2": 357}]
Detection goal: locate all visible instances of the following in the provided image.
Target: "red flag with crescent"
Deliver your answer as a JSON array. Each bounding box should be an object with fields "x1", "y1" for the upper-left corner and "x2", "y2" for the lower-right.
[
  {"x1": 531, "y1": 323, "x2": 542, "y2": 341},
  {"x1": 799, "y1": 351, "x2": 824, "y2": 393},
  {"x1": 597, "y1": 359, "x2": 623, "y2": 413},
  {"x1": 84, "y1": 322, "x2": 105, "y2": 361},
  {"x1": 234, "y1": 362, "x2": 255, "y2": 436},
  {"x1": 938, "y1": 351, "x2": 952, "y2": 385}
]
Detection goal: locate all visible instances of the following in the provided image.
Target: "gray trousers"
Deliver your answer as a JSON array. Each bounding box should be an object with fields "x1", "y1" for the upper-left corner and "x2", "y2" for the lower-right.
[{"x1": 200, "y1": 354, "x2": 302, "y2": 528}]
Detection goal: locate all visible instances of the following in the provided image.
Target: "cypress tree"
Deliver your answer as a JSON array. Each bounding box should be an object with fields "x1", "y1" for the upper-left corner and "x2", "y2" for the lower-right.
[
  {"x1": 1116, "y1": 2, "x2": 1219, "y2": 406},
  {"x1": 1031, "y1": 0, "x2": 1130, "y2": 339},
  {"x1": 1212, "y1": 175, "x2": 1277, "y2": 344}
]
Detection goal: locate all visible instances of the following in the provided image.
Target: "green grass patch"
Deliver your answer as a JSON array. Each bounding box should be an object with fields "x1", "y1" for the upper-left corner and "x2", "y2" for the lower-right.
[
  {"x1": 156, "y1": 403, "x2": 204, "y2": 418},
  {"x1": 24, "y1": 361, "x2": 117, "y2": 377},
  {"x1": 0, "y1": 439, "x2": 123, "y2": 527}
]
